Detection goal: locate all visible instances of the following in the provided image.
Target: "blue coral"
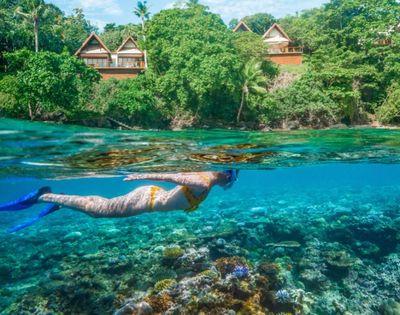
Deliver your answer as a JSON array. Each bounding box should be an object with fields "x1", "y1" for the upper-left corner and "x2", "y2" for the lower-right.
[
  {"x1": 275, "y1": 289, "x2": 290, "y2": 303},
  {"x1": 231, "y1": 265, "x2": 249, "y2": 278}
]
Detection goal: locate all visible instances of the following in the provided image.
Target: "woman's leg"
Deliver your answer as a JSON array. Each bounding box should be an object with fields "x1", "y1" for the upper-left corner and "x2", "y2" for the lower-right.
[{"x1": 39, "y1": 186, "x2": 155, "y2": 218}]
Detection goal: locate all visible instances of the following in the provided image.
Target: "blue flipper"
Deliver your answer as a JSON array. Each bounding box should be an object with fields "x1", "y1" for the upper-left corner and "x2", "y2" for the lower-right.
[
  {"x1": 7, "y1": 203, "x2": 60, "y2": 233},
  {"x1": 0, "y1": 187, "x2": 51, "y2": 212}
]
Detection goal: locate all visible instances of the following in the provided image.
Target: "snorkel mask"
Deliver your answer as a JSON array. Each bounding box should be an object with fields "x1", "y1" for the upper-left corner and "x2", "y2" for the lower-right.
[{"x1": 223, "y1": 169, "x2": 239, "y2": 189}]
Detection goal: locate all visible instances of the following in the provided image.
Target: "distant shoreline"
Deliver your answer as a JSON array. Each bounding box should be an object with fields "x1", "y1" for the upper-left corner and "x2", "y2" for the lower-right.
[{"x1": 3, "y1": 117, "x2": 399, "y2": 132}]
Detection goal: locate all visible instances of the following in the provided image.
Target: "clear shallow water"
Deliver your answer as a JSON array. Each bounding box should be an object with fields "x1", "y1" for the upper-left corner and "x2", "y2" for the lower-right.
[
  {"x1": 0, "y1": 119, "x2": 399, "y2": 314},
  {"x1": 2, "y1": 118, "x2": 400, "y2": 178}
]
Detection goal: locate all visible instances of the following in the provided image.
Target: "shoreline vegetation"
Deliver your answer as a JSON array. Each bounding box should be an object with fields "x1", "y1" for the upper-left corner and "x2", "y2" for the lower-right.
[{"x1": 1, "y1": 0, "x2": 400, "y2": 131}]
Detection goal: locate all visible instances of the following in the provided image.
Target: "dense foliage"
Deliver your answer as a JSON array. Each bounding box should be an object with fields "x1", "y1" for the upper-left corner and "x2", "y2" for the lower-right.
[
  {"x1": 1, "y1": 0, "x2": 400, "y2": 128},
  {"x1": 376, "y1": 83, "x2": 400, "y2": 124},
  {"x1": 101, "y1": 23, "x2": 142, "y2": 51},
  {"x1": 0, "y1": 0, "x2": 96, "y2": 58},
  {"x1": 278, "y1": 0, "x2": 400, "y2": 125},
  {"x1": 146, "y1": 5, "x2": 243, "y2": 123},
  {"x1": 0, "y1": 49, "x2": 100, "y2": 120}
]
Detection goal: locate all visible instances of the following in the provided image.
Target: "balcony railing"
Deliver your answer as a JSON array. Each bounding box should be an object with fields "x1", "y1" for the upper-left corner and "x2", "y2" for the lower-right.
[
  {"x1": 86, "y1": 61, "x2": 145, "y2": 69},
  {"x1": 268, "y1": 47, "x2": 303, "y2": 54}
]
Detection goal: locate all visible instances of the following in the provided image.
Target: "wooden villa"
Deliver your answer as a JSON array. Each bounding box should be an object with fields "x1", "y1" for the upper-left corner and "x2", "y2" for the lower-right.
[
  {"x1": 262, "y1": 23, "x2": 303, "y2": 65},
  {"x1": 75, "y1": 33, "x2": 145, "y2": 79},
  {"x1": 233, "y1": 21, "x2": 303, "y2": 65}
]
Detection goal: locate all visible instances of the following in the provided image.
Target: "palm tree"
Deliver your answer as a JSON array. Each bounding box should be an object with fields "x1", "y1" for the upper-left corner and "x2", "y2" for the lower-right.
[
  {"x1": 237, "y1": 59, "x2": 268, "y2": 124},
  {"x1": 187, "y1": 0, "x2": 200, "y2": 6},
  {"x1": 134, "y1": 1, "x2": 150, "y2": 68},
  {"x1": 15, "y1": 0, "x2": 48, "y2": 53}
]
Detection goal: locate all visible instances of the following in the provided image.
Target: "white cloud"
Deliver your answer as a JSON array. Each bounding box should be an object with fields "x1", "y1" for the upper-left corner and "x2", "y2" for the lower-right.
[
  {"x1": 202, "y1": 0, "x2": 328, "y2": 21},
  {"x1": 78, "y1": 0, "x2": 123, "y2": 16},
  {"x1": 49, "y1": 0, "x2": 122, "y2": 16},
  {"x1": 48, "y1": 0, "x2": 123, "y2": 31},
  {"x1": 89, "y1": 18, "x2": 108, "y2": 30}
]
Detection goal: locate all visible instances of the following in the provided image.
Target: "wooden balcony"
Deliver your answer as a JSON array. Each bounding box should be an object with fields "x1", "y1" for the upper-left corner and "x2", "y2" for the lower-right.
[
  {"x1": 268, "y1": 46, "x2": 303, "y2": 54},
  {"x1": 87, "y1": 61, "x2": 145, "y2": 70}
]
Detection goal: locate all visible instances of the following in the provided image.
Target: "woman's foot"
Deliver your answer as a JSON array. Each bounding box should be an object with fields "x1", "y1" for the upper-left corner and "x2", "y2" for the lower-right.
[{"x1": 0, "y1": 186, "x2": 51, "y2": 211}]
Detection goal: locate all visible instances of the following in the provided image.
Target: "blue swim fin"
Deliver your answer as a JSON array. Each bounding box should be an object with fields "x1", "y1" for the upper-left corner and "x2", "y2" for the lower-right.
[
  {"x1": 7, "y1": 203, "x2": 60, "y2": 233},
  {"x1": 0, "y1": 187, "x2": 51, "y2": 212}
]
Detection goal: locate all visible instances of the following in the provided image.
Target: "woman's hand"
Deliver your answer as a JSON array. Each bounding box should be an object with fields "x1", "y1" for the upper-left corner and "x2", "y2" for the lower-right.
[{"x1": 124, "y1": 174, "x2": 145, "y2": 181}]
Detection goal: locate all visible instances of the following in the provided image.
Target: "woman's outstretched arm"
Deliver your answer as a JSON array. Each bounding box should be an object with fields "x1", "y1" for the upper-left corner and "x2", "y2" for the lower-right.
[{"x1": 124, "y1": 172, "x2": 215, "y2": 189}]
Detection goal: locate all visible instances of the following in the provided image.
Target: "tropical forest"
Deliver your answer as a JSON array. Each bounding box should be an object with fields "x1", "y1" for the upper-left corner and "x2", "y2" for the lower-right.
[{"x1": 0, "y1": 0, "x2": 400, "y2": 130}]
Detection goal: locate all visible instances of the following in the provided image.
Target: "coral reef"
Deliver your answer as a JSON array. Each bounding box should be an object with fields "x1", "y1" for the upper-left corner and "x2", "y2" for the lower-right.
[
  {"x1": 163, "y1": 245, "x2": 185, "y2": 260},
  {"x1": 153, "y1": 279, "x2": 177, "y2": 293},
  {"x1": 1, "y1": 182, "x2": 400, "y2": 314}
]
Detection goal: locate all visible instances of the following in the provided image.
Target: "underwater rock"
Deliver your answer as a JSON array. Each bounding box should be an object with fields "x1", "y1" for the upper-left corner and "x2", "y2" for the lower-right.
[
  {"x1": 114, "y1": 301, "x2": 153, "y2": 315},
  {"x1": 104, "y1": 228, "x2": 121, "y2": 237},
  {"x1": 153, "y1": 245, "x2": 165, "y2": 253},
  {"x1": 63, "y1": 231, "x2": 82, "y2": 242},
  {"x1": 265, "y1": 240, "x2": 301, "y2": 248},
  {"x1": 103, "y1": 255, "x2": 132, "y2": 274},
  {"x1": 209, "y1": 241, "x2": 247, "y2": 259},
  {"x1": 175, "y1": 247, "x2": 210, "y2": 273},
  {"x1": 171, "y1": 228, "x2": 189, "y2": 240},
  {"x1": 299, "y1": 269, "x2": 329, "y2": 291},
  {"x1": 354, "y1": 241, "x2": 380, "y2": 258},
  {"x1": 289, "y1": 289, "x2": 315, "y2": 315},
  {"x1": 325, "y1": 250, "x2": 359, "y2": 273},
  {"x1": 216, "y1": 238, "x2": 226, "y2": 248},
  {"x1": 271, "y1": 246, "x2": 286, "y2": 258},
  {"x1": 150, "y1": 266, "x2": 178, "y2": 283},
  {"x1": 48, "y1": 269, "x2": 65, "y2": 281},
  {"x1": 379, "y1": 299, "x2": 400, "y2": 315}
]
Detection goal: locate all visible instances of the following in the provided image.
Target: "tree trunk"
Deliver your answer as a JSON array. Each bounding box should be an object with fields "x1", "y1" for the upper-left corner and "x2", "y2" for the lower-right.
[
  {"x1": 237, "y1": 85, "x2": 248, "y2": 124},
  {"x1": 28, "y1": 103, "x2": 34, "y2": 120},
  {"x1": 34, "y1": 17, "x2": 39, "y2": 53},
  {"x1": 141, "y1": 17, "x2": 148, "y2": 69}
]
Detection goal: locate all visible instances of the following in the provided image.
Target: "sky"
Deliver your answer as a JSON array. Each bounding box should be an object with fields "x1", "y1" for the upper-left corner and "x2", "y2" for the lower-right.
[{"x1": 48, "y1": 0, "x2": 328, "y2": 30}]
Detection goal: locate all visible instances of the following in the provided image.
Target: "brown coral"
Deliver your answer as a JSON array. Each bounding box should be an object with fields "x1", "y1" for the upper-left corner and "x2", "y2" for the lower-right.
[
  {"x1": 145, "y1": 293, "x2": 173, "y2": 313},
  {"x1": 256, "y1": 262, "x2": 280, "y2": 289},
  {"x1": 215, "y1": 256, "x2": 248, "y2": 277},
  {"x1": 163, "y1": 246, "x2": 185, "y2": 260},
  {"x1": 153, "y1": 279, "x2": 177, "y2": 293},
  {"x1": 239, "y1": 292, "x2": 267, "y2": 315}
]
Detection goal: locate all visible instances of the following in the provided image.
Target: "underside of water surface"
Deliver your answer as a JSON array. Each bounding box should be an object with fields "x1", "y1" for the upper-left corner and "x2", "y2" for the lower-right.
[{"x1": 0, "y1": 119, "x2": 399, "y2": 315}]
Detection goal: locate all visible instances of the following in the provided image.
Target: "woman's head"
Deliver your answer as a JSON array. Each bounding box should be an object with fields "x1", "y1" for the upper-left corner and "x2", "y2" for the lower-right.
[{"x1": 221, "y1": 169, "x2": 239, "y2": 189}]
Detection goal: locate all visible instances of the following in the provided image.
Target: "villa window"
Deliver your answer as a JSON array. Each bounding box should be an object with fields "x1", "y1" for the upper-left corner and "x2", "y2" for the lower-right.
[
  {"x1": 83, "y1": 58, "x2": 109, "y2": 67},
  {"x1": 119, "y1": 57, "x2": 140, "y2": 68}
]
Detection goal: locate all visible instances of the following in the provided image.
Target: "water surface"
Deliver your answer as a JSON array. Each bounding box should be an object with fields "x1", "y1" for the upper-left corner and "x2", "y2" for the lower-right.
[{"x1": 0, "y1": 119, "x2": 399, "y2": 314}]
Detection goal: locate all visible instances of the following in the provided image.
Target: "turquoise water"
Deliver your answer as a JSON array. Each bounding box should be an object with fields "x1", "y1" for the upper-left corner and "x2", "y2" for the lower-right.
[{"x1": 0, "y1": 119, "x2": 399, "y2": 314}]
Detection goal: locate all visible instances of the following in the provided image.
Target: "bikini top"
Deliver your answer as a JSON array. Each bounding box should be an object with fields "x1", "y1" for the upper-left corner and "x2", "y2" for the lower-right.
[
  {"x1": 148, "y1": 173, "x2": 211, "y2": 212},
  {"x1": 182, "y1": 173, "x2": 211, "y2": 212}
]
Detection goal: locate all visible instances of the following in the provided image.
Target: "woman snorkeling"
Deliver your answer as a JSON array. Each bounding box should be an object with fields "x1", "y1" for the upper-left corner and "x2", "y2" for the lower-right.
[{"x1": 0, "y1": 170, "x2": 239, "y2": 233}]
